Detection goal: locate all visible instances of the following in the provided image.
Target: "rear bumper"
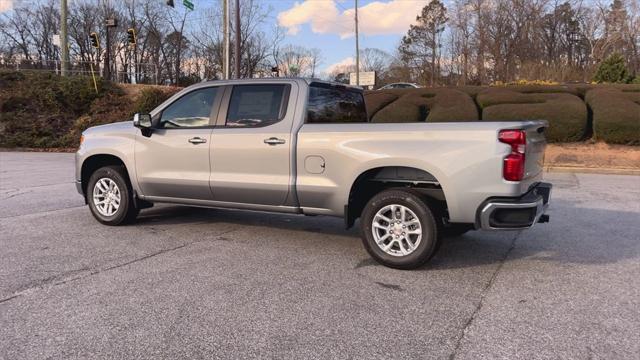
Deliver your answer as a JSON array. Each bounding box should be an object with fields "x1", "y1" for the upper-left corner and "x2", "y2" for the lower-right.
[{"x1": 477, "y1": 182, "x2": 552, "y2": 230}]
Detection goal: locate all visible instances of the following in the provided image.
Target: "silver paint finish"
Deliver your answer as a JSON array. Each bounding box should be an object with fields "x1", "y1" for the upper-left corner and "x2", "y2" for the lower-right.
[
  {"x1": 92, "y1": 177, "x2": 120, "y2": 216},
  {"x1": 372, "y1": 204, "x2": 422, "y2": 256},
  {"x1": 76, "y1": 78, "x2": 548, "y2": 225}
]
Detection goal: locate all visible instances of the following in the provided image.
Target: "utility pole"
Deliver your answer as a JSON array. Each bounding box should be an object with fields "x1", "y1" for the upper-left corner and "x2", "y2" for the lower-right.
[
  {"x1": 223, "y1": 0, "x2": 230, "y2": 80},
  {"x1": 234, "y1": 0, "x2": 241, "y2": 78},
  {"x1": 355, "y1": 0, "x2": 360, "y2": 86},
  {"x1": 105, "y1": 24, "x2": 111, "y2": 80},
  {"x1": 60, "y1": 0, "x2": 69, "y2": 76}
]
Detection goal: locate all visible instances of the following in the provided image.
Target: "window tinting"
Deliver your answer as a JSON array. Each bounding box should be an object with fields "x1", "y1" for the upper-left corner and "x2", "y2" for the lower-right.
[
  {"x1": 226, "y1": 84, "x2": 288, "y2": 127},
  {"x1": 306, "y1": 83, "x2": 368, "y2": 124},
  {"x1": 160, "y1": 87, "x2": 217, "y2": 128}
]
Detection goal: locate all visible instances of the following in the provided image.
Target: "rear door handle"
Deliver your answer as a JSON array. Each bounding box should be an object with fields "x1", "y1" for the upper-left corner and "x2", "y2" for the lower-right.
[
  {"x1": 188, "y1": 137, "x2": 207, "y2": 144},
  {"x1": 264, "y1": 137, "x2": 286, "y2": 145}
]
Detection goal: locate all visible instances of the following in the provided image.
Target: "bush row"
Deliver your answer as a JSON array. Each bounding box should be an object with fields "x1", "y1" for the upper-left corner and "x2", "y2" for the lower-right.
[
  {"x1": 0, "y1": 71, "x2": 178, "y2": 148},
  {"x1": 364, "y1": 83, "x2": 640, "y2": 144}
]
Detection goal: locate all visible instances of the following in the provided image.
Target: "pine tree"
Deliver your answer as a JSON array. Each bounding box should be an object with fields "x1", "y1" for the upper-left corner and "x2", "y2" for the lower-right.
[{"x1": 593, "y1": 53, "x2": 630, "y2": 83}]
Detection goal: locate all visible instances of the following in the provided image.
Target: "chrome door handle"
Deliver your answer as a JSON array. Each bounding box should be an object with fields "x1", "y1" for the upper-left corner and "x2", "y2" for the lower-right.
[
  {"x1": 264, "y1": 137, "x2": 286, "y2": 145},
  {"x1": 188, "y1": 137, "x2": 207, "y2": 144}
]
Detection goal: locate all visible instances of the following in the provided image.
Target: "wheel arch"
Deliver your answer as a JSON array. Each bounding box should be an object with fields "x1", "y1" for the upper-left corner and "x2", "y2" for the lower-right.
[
  {"x1": 80, "y1": 154, "x2": 130, "y2": 199},
  {"x1": 345, "y1": 166, "x2": 448, "y2": 229}
]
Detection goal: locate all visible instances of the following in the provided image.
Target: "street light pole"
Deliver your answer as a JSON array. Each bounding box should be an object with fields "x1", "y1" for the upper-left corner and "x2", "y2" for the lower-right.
[
  {"x1": 223, "y1": 0, "x2": 230, "y2": 80},
  {"x1": 60, "y1": 0, "x2": 69, "y2": 76},
  {"x1": 355, "y1": 0, "x2": 360, "y2": 86},
  {"x1": 234, "y1": 0, "x2": 241, "y2": 78}
]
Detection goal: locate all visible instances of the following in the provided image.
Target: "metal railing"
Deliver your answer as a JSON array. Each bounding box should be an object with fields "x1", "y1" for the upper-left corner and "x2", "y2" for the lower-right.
[{"x1": 1, "y1": 59, "x2": 159, "y2": 85}]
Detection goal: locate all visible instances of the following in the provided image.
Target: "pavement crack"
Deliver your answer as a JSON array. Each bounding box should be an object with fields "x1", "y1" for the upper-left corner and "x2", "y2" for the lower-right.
[
  {"x1": 0, "y1": 205, "x2": 86, "y2": 219},
  {"x1": 0, "y1": 294, "x2": 21, "y2": 304},
  {"x1": 448, "y1": 231, "x2": 522, "y2": 360},
  {"x1": 85, "y1": 243, "x2": 190, "y2": 278},
  {"x1": 0, "y1": 227, "x2": 242, "y2": 305}
]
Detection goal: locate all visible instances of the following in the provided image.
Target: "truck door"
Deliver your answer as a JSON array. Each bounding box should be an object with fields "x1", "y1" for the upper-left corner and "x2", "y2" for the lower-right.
[
  {"x1": 210, "y1": 82, "x2": 297, "y2": 206},
  {"x1": 135, "y1": 86, "x2": 221, "y2": 200}
]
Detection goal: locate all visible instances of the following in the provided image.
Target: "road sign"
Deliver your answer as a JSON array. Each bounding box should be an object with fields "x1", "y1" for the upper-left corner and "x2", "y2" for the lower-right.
[
  {"x1": 52, "y1": 34, "x2": 61, "y2": 47},
  {"x1": 349, "y1": 71, "x2": 375, "y2": 86},
  {"x1": 183, "y1": 0, "x2": 194, "y2": 10}
]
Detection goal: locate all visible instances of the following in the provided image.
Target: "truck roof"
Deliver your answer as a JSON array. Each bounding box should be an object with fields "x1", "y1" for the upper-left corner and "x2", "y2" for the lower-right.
[{"x1": 199, "y1": 77, "x2": 362, "y2": 91}]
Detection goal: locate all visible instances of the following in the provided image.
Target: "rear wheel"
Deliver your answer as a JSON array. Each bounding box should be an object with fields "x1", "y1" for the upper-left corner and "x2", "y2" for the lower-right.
[
  {"x1": 87, "y1": 166, "x2": 139, "y2": 225},
  {"x1": 360, "y1": 189, "x2": 439, "y2": 269}
]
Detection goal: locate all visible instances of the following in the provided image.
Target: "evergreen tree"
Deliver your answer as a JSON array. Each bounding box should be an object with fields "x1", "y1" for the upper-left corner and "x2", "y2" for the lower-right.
[{"x1": 593, "y1": 53, "x2": 630, "y2": 83}]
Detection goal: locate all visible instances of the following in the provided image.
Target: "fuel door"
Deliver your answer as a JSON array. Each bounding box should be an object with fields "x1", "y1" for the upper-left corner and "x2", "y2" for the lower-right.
[{"x1": 305, "y1": 155, "x2": 325, "y2": 174}]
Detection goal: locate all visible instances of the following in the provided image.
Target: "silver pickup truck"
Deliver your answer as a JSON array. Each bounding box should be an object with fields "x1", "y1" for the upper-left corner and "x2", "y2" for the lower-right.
[{"x1": 76, "y1": 78, "x2": 551, "y2": 269}]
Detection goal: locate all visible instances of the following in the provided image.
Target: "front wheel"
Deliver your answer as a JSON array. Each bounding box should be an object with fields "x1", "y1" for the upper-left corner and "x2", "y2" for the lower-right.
[
  {"x1": 87, "y1": 165, "x2": 139, "y2": 225},
  {"x1": 360, "y1": 189, "x2": 439, "y2": 269}
]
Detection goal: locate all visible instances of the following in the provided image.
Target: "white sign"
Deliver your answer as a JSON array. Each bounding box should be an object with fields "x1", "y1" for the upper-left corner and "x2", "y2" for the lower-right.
[
  {"x1": 349, "y1": 71, "x2": 375, "y2": 86},
  {"x1": 52, "y1": 34, "x2": 61, "y2": 47}
]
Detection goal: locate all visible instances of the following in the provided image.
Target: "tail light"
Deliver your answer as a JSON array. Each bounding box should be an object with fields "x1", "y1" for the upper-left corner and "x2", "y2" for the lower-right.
[{"x1": 498, "y1": 129, "x2": 526, "y2": 181}]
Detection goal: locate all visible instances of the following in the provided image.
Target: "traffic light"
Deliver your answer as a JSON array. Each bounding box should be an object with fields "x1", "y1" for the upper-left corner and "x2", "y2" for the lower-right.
[
  {"x1": 127, "y1": 28, "x2": 136, "y2": 45},
  {"x1": 89, "y1": 32, "x2": 99, "y2": 48},
  {"x1": 166, "y1": 0, "x2": 174, "y2": 7}
]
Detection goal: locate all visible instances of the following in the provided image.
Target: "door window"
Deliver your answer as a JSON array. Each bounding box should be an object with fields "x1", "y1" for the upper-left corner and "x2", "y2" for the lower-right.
[
  {"x1": 160, "y1": 87, "x2": 217, "y2": 128},
  {"x1": 226, "y1": 84, "x2": 289, "y2": 127}
]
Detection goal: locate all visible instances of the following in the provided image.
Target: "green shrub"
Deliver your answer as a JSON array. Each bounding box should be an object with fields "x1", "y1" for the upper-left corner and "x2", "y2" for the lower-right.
[
  {"x1": 363, "y1": 92, "x2": 399, "y2": 120},
  {"x1": 132, "y1": 87, "x2": 174, "y2": 114},
  {"x1": 478, "y1": 88, "x2": 587, "y2": 142},
  {"x1": 367, "y1": 88, "x2": 479, "y2": 123},
  {"x1": 0, "y1": 71, "x2": 111, "y2": 148},
  {"x1": 585, "y1": 87, "x2": 640, "y2": 145},
  {"x1": 593, "y1": 53, "x2": 630, "y2": 84}
]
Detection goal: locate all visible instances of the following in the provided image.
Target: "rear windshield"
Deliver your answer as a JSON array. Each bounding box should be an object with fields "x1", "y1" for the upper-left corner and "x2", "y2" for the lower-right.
[{"x1": 306, "y1": 82, "x2": 368, "y2": 124}]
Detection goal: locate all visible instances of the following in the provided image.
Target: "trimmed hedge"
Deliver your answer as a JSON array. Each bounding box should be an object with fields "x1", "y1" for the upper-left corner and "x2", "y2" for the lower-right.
[
  {"x1": 585, "y1": 88, "x2": 640, "y2": 145},
  {"x1": 478, "y1": 89, "x2": 588, "y2": 142},
  {"x1": 365, "y1": 88, "x2": 479, "y2": 123}
]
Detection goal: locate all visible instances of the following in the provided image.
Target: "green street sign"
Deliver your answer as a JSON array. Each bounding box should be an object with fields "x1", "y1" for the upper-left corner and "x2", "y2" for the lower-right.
[{"x1": 183, "y1": 0, "x2": 193, "y2": 10}]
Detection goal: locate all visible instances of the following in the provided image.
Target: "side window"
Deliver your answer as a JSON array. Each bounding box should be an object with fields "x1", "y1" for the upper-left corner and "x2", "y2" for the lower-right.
[
  {"x1": 226, "y1": 84, "x2": 288, "y2": 127},
  {"x1": 160, "y1": 87, "x2": 217, "y2": 128},
  {"x1": 306, "y1": 83, "x2": 368, "y2": 124}
]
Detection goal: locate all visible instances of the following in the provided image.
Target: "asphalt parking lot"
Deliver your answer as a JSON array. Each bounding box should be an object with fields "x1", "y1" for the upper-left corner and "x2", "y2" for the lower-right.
[{"x1": 1, "y1": 151, "x2": 639, "y2": 359}]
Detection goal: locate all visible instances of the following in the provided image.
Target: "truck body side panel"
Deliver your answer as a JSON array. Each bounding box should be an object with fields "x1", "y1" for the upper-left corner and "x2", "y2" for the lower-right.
[{"x1": 295, "y1": 122, "x2": 545, "y2": 223}]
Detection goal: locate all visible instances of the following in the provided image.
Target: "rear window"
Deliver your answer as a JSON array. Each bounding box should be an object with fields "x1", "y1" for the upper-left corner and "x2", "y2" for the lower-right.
[{"x1": 306, "y1": 82, "x2": 368, "y2": 124}]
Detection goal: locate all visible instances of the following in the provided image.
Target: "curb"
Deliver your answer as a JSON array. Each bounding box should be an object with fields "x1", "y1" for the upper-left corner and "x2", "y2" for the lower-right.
[{"x1": 545, "y1": 165, "x2": 640, "y2": 176}]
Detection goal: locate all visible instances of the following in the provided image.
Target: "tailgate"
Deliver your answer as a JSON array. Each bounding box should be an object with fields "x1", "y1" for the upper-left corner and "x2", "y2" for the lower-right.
[{"x1": 523, "y1": 121, "x2": 548, "y2": 180}]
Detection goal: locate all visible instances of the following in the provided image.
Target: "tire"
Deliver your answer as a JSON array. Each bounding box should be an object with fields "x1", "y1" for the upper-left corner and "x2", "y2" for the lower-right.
[
  {"x1": 87, "y1": 165, "x2": 139, "y2": 225},
  {"x1": 360, "y1": 189, "x2": 439, "y2": 270}
]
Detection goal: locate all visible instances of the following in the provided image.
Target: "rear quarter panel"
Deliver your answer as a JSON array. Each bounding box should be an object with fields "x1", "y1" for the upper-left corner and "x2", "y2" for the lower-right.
[{"x1": 296, "y1": 121, "x2": 544, "y2": 223}]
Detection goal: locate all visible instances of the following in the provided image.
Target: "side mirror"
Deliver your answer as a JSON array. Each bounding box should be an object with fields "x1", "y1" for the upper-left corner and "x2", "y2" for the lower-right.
[{"x1": 133, "y1": 113, "x2": 152, "y2": 129}]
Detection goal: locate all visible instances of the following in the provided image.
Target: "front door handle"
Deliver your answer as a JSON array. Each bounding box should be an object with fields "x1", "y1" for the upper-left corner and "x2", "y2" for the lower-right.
[
  {"x1": 188, "y1": 137, "x2": 207, "y2": 144},
  {"x1": 264, "y1": 137, "x2": 286, "y2": 145}
]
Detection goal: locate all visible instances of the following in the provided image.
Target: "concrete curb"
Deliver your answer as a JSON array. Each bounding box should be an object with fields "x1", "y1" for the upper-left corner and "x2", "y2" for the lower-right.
[{"x1": 545, "y1": 165, "x2": 640, "y2": 176}]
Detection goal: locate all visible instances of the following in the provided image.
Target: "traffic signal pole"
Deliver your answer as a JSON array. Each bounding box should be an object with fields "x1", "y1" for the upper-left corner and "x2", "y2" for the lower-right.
[{"x1": 60, "y1": 0, "x2": 69, "y2": 76}]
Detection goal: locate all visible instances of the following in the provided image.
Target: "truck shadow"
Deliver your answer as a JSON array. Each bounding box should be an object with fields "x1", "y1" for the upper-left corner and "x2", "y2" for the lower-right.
[{"x1": 134, "y1": 200, "x2": 639, "y2": 270}]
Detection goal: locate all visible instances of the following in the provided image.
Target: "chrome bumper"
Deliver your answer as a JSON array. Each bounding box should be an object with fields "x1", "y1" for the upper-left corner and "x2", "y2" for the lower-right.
[{"x1": 478, "y1": 182, "x2": 552, "y2": 230}]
